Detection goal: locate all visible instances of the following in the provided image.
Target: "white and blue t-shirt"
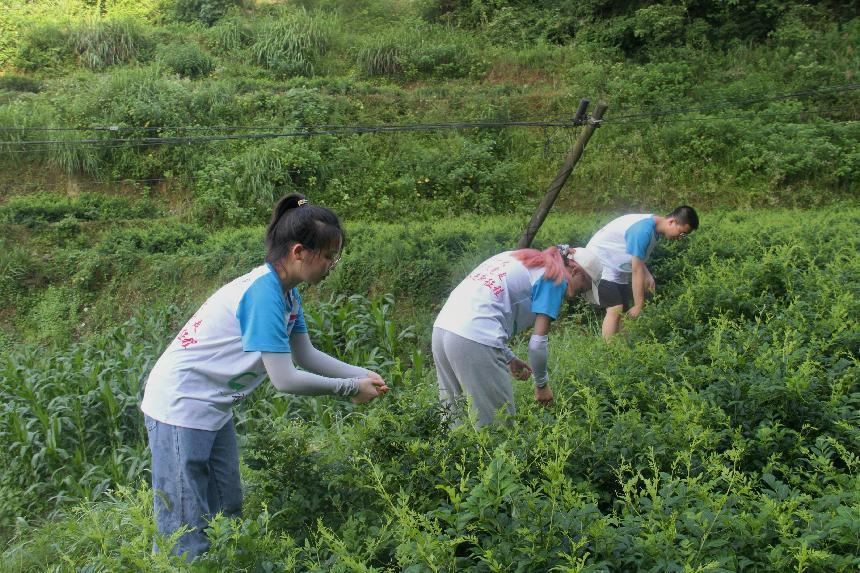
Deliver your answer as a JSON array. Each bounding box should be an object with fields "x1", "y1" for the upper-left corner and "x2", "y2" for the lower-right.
[
  {"x1": 434, "y1": 251, "x2": 567, "y2": 348},
  {"x1": 585, "y1": 214, "x2": 656, "y2": 284},
  {"x1": 141, "y1": 263, "x2": 307, "y2": 431}
]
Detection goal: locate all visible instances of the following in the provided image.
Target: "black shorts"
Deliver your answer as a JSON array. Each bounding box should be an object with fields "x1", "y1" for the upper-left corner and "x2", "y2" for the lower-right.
[{"x1": 597, "y1": 280, "x2": 633, "y2": 310}]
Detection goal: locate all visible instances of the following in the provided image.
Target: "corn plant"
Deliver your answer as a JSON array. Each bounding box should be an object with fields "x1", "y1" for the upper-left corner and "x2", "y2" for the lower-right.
[{"x1": 0, "y1": 304, "x2": 182, "y2": 526}]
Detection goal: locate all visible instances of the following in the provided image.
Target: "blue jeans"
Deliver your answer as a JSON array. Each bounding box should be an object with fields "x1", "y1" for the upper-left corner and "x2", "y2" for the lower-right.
[{"x1": 145, "y1": 415, "x2": 243, "y2": 561}]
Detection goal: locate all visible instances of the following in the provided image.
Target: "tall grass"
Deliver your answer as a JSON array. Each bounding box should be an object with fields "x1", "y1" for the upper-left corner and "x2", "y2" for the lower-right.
[
  {"x1": 354, "y1": 22, "x2": 484, "y2": 79},
  {"x1": 0, "y1": 99, "x2": 100, "y2": 175},
  {"x1": 72, "y1": 17, "x2": 152, "y2": 70},
  {"x1": 205, "y1": 14, "x2": 252, "y2": 52},
  {"x1": 250, "y1": 8, "x2": 335, "y2": 76},
  {"x1": 354, "y1": 31, "x2": 407, "y2": 76}
]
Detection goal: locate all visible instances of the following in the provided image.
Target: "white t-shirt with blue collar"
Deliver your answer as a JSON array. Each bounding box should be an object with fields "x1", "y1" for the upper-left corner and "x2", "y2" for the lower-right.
[
  {"x1": 586, "y1": 214, "x2": 657, "y2": 284},
  {"x1": 141, "y1": 263, "x2": 307, "y2": 431},
  {"x1": 434, "y1": 251, "x2": 568, "y2": 349}
]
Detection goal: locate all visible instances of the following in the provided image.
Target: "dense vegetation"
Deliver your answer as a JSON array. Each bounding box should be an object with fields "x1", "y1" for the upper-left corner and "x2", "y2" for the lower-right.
[
  {"x1": 0, "y1": 0, "x2": 857, "y2": 571},
  {"x1": 2, "y1": 210, "x2": 858, "y2": 571}
]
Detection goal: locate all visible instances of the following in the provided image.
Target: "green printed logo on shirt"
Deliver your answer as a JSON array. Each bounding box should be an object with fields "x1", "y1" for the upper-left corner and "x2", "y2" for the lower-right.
[{"x1": 227, "y1": 372, "x2": 256, "y2": 391}]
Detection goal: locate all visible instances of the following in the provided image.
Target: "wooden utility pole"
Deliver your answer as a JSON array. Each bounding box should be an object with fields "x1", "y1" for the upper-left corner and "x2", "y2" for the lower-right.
[{"x1": 517, "y1": 100, "x2": 608, "y2": 249}]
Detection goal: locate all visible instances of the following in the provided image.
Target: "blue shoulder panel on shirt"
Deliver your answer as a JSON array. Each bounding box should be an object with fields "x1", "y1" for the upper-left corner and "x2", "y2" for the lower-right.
[
  {"x1": 289, "y1": 288, "x2": 308, "y2": 334},
  {"x1": 624, "y1": 217, "x2": 656, "y2": 259},
  {"x1": 237, "y1": 269, "x2": 291, "y2": 352},
  {"x1": 531, "y1": 277, "x2": 567, "y2": 320}
]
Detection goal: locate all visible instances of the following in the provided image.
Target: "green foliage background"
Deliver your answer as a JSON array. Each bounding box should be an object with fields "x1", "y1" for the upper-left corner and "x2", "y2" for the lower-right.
[{"x1": 0, "y1": 0, "x2": 858, "y2": 570}]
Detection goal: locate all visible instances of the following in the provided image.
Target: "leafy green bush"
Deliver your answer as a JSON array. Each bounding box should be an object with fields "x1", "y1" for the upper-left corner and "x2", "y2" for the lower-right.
[
  {"x1": 193, "y1": 137, "x2": 327, "y2": 225},
  {"x1": 175, "y1": 0, "x2": 239, "y2": 26},
  {"x1": 0, "y1": 192, "x2": 159, "y2": 226},
  {"x1": 158, "y1": 42, "x2": 215, "y2": 78},
  {"x1": 483, "y1": 5, "x2": 577, "y2": 46},
  {"x1": 13, "y1": 21, "x2": 74, "y2": 73},
  {"x1": 0, "y1": 486, "x2": 186, "y2": 571},
  {"x1": 0, "y1": 75, "x2": 42, "y2": 93}
]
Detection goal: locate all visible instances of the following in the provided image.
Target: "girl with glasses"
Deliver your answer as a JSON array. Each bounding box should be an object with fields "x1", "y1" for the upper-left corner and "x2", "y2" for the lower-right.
[{"x1": 140, "y1": 193, "x2": 388, "y2": 560}]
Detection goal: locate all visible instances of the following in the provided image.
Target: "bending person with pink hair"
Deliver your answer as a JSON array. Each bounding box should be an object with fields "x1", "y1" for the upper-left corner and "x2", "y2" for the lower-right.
[{"x1": 432, "y1": 245, "x2": 602, "y2": 426}]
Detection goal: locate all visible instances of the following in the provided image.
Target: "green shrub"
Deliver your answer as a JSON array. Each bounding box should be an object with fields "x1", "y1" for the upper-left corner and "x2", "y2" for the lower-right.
[
  {"x1": 0, "y1": 486, "x2": 186, "y2": 571},
  {"x1": 175, "y1": 0, "x2": 239, "y2": 26},
  {"x1": 68, "y1": 64, "x2": 191, "y2": 132},
  {"x1": 193, "y1": 138, "x2": 327, "y2": 225},
  {"x1": 96, "y1": 222, "x2": 208, "y2": 257},
  {"x1": 0, "y1": 8, "x2": 17, "y2": 69},
  {"x1": 316, "y1": 132, "x2": 529, "y2": 218},
  {"x1": 13, "y1": 21, "x2": 74, "y2": 73},
  {"x1": 0, "y1": 239, "x2": 46, "y2": 316},
  {"x1": 0, "y1": 192, "x2": 160, "y2": 226},
  {"x1": 0, "y1": 75, "x2": 42, "y2": 93},
  {"x1": 483, "y1": 5, "x2": 577, "y2": 46},
  {"x1": 158, "y1": 42, "x2": 215, "y2": 78},
  {"x1": 0, "y1": 97, "x2": 101, "y2": 175},
  {"x1": 20, "y1": 284, "x2": 83, "y2": 345}
]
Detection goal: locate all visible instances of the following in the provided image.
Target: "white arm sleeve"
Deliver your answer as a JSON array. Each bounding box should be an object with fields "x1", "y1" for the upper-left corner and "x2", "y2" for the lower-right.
[
  {"x1": 500, "y1": 345, "x2": 517, "y2": 363},
  {"x1": 289, "y1": 332, "x2": 368, "y2": 378},
  {"x1": 261, "y1": 352, "x2": 359, "y2": 397},
  {"x1": 528, "y1": 334, "x2": 549, "y2": 388}
]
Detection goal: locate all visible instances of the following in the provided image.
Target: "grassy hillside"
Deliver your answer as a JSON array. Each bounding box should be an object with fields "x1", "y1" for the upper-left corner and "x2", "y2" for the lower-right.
[{"x1": 1, "y1": 0, "x2": 857, "y2": 344}]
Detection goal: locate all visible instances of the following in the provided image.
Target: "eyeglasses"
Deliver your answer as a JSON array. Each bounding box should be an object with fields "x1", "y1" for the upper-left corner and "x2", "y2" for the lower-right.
[
  {"x1": 678, "y1": 232, "x2": 688, "y2": 240},
  {"x1": 328, "y1": 253, "x2": 342, "y2": 269}
]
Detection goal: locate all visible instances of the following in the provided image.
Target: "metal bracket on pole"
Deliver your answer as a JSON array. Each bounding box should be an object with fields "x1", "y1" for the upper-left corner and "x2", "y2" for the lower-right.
[{"x1": 572, "y1": 99, "x2": 590, "y2": 125}]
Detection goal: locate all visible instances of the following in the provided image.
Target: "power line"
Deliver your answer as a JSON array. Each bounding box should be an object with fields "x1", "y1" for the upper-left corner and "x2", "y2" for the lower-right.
[
  {"x1": 2, "y1": 110, "x2": 853, "y2": 151},
  {"x1": 0, "y1": 117, "x2": 578, "y2": 136},
  {"x1": 0, "y1": 104, "x2": 855, "y2": 152},
  {"x1": 2, "y1": 82, "x2": 857, "y2": 134},
  {"x1": 0, "y1": 118, "x2": 585, "y2": 147}
]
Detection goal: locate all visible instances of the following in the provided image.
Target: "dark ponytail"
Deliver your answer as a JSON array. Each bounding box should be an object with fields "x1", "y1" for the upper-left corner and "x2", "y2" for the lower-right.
[{"x1": 265, "y1": 193, "x2": 345, "y2": 263}]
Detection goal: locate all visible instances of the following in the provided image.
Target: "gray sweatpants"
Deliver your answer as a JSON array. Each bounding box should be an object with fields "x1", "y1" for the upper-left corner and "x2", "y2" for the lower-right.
[{"x1": 432, "y1": 327, "x2": 514, "y2": 426}]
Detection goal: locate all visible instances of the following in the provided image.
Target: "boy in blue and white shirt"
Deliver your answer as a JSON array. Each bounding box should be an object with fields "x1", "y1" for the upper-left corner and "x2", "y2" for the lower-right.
[{"x1": 585, "y1": 205, "x2": 699, "y2": 341}]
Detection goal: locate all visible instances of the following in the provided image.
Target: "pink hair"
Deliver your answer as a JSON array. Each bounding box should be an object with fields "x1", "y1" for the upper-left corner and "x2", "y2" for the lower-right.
[{"x1": 512, "y1": 247, "x2": 575, "y2": 297}]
